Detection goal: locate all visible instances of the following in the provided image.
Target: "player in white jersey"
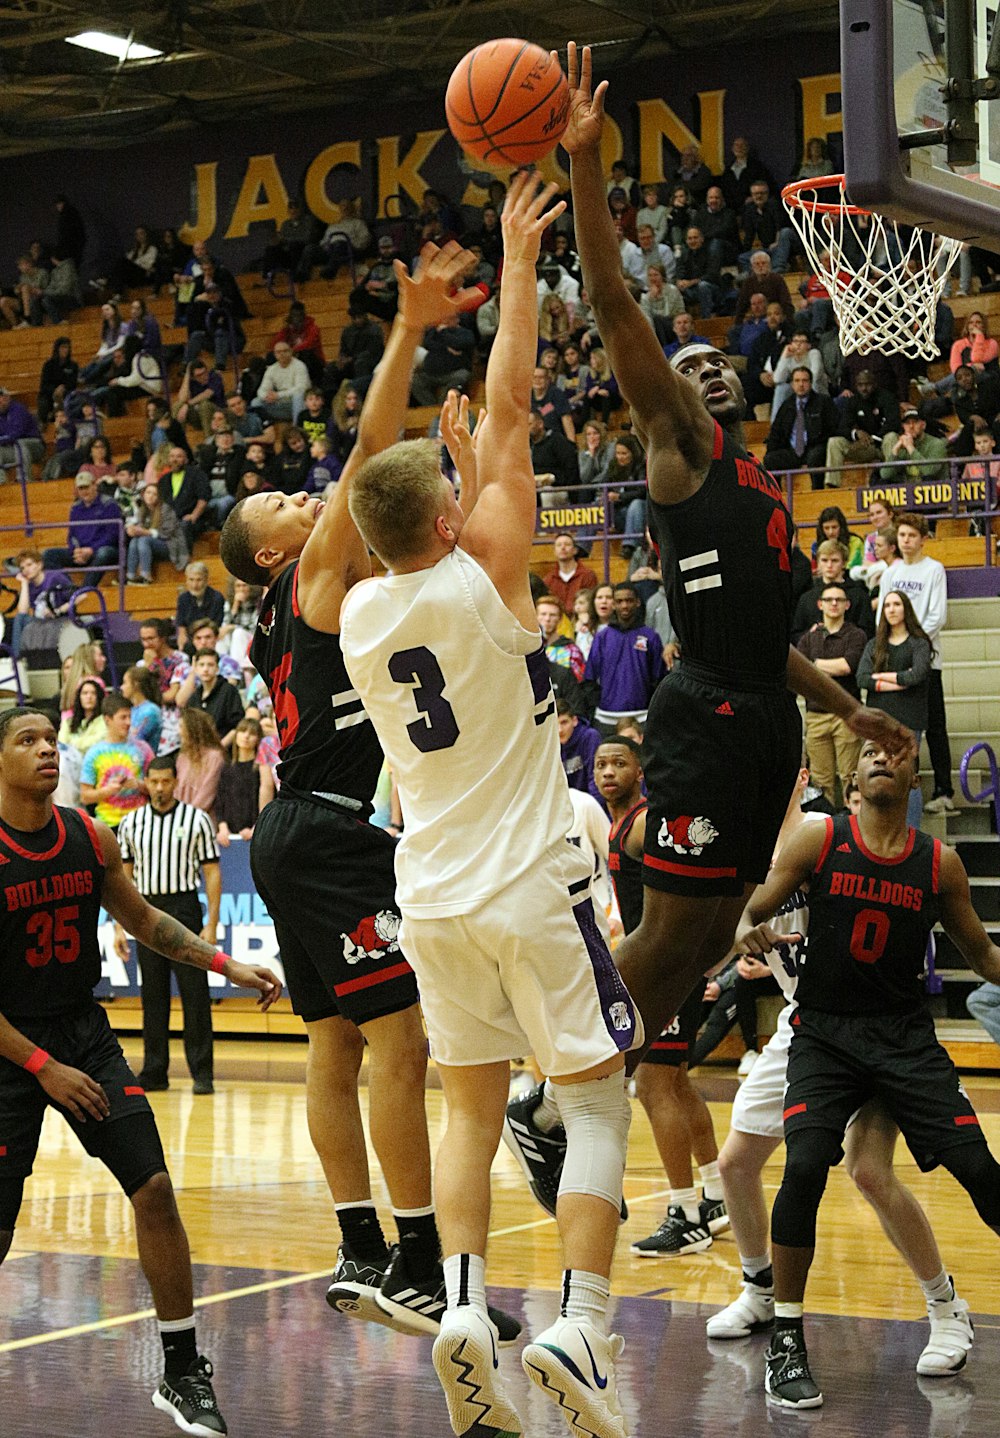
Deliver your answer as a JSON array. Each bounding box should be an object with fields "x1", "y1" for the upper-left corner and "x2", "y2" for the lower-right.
[
  {"x1": 341, "y1": 172, "x2": 641, "y2": 1438},
  {"x1": 707, "y1": 768, "x2": 973, "y2": 1377}
]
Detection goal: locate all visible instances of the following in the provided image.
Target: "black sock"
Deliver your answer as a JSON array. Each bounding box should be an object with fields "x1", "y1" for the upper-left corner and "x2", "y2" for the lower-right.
[
  {"x1": 337, "y1": 1203, "x2": 389, "y2": 1264},
  {"x1": 161, "y1": 1323, "x2": 197, "y2": 1379},
  {"x1": 745, "y1": 1264, "x2": 774, "y2": 1289},
  {"x1": 395, "y1": 1209, "x2": 441, "y2": 1281}
]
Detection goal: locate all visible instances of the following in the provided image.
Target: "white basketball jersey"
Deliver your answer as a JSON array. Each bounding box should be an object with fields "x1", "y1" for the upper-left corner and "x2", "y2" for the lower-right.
[
  {"x1": 764, "y1": 810, "x2": 828, "y2": 1000},
  {"x1": 340, "y1": 546, "x2": 573, "y2": 916}
]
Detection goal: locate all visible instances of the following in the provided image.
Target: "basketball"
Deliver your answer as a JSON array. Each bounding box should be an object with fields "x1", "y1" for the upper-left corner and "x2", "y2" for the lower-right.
[{"x1": 445, "y1": 38, "x2": 569, "y2": 167}]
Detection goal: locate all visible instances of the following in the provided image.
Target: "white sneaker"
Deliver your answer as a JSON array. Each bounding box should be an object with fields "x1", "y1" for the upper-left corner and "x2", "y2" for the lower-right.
[
  {"x1": 432, "y1": 1307, "x2": 522, "y2": 1436},
  {"x1": 737, "y1": 1050, "x2": 758, "y2": 1078},
  {"x1": 917, "y1": 1294, "x2": 974, "y2": 1376},
  {"x1": 522, "y1": 1317, "x2": 628, "y2": 1438},
  {"x1": 925, "y1": 795, "x2": 956, "y2": 815},
  {"x1": 706, "y1": 1280, "x2": 774, "y2": 1339}
]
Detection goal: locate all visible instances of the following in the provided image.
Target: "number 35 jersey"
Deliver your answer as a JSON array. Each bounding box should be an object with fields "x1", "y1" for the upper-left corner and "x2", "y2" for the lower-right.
[
  {"x1": 0, "y1": 806, "x2": 106, "y2": 1021},
  {"x1": 796, "y1": 813, "x2": 942, "y2": 1017},
  {"x1": 341, "y1": 546, "x2": 573, "y2": 917}
]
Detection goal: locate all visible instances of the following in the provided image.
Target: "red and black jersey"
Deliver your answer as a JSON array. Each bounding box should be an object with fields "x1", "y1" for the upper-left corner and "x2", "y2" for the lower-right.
[
  {"x1": 608, "y1": 799, "x2": 647, "y2": 935},
  {"x1": 249, "y1": 562, "x2": 384, "y2": 812},
  {"x1": 647, "y1": 422, "x2": 793, "y2": 687},
  {"x1": 0, "y1": 806, "x2": 106, "y2": 1020},
  {"x1": 796, "y1": 813, "x2": 941, "y2": 1017}
]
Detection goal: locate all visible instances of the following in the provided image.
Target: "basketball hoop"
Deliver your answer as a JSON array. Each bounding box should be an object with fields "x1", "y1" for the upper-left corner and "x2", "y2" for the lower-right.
[{"x1": 782, "y1": 175, "x2": 963, "y2": 360}]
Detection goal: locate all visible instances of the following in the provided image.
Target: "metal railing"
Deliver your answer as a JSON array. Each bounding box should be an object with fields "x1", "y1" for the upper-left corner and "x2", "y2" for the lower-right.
[{"x1": 0, "y1": 517, "x2": 127, "y2": 610}]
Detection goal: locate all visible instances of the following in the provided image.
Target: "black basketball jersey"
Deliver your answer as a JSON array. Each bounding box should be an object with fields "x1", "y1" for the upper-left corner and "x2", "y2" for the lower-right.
[
  {"x1": 608, "y1": 800, "x2": 647, "y2": 935},
  {"x1": 0, "y1": 806, "x2": 107, "y2": 1020},
  {"x1": 796, "y1": 813, "x2": 941, "y2": 1016},
  {"x1": 647, "y1": 421, "x2": 793, "y2": 686},
  {"x1": 249, "y1": 562, "x2": 384, "y2": 812}
]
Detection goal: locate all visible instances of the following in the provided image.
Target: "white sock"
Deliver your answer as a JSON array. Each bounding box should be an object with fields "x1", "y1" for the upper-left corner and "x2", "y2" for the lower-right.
[
  {"x1": 920, "y1": 1269, "x2": 954, "y2": 1307},
  {"x1": 774, "y1": 1301, "x2": 804, "y2": 1321},
  {"x1": 560, "y1": 1269, "x2": 610, "y2": 1335},
  {"x1": 739, "y1": 1253, "x2": 773, "y2": 1284},
  {"x1": 157, "y1": 1315, "x2": 195, "y2": 1333},
  {"x1": 670, "y1": 1185, "x2": 702, "y2": 1224},
  {"x1": 533, "y1": 1079, "x2": 562, "y2": 1133},
  {"x1": 699, "y1": 1160, "x2": 724, "y2": 1202},
  {"x1": 443, "y1": 1253, "x2": 488, "y2": 1315}
]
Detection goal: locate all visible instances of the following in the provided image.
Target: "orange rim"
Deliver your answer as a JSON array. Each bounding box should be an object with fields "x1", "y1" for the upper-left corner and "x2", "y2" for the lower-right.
[{"x1": 782, "y1": 174, "x2": 869, "y2": 217}]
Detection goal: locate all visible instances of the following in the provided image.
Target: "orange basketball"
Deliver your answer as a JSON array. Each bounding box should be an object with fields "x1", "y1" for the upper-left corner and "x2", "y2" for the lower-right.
[{"x1": 445, "y1": 39, "x2": 569, "y2": 167}]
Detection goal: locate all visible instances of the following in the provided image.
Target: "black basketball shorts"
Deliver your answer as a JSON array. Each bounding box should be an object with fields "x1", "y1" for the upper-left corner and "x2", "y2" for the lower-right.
[
  {"x1": 783, "y1": 1007, "x2": 987, "y2": 1172},
  {"x1": 640, "y1": 982, "x2": 705, "y2": 1067},
  {"x1": 641, "y1": 666, "x2": 802, "y2": 898},
  {"x1": 251, "y1": 792, "x2": 419, "y2": 1026}
]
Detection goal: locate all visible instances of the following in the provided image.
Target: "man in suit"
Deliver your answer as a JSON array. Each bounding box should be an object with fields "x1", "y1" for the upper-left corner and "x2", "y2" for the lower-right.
[{"x1": 764, "y1": 367, "x2": 839, "y2": 490}]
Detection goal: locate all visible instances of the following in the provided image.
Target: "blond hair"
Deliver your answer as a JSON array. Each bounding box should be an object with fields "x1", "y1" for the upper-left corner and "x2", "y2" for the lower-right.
[
  {"x1": 816, "y1": 538, "x2": 848, "y2": 561},
  {"x1": 349, "y1": 438, "x2": 446, "y2": 566}
]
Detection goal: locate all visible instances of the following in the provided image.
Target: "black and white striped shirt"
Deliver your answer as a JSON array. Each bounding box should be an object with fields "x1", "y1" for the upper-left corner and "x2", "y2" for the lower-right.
[{"x1": 118, "y1": 801, "x2": 219, "y2": 896}]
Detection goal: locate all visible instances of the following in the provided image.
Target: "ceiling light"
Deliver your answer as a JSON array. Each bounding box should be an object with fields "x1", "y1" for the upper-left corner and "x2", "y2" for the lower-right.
[{"x1": 66, "y1": 32, "x2": 163, "y2": 62}]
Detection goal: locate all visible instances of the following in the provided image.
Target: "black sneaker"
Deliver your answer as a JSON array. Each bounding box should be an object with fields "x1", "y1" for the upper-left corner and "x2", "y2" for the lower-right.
[
  {"x1": 631, "y1": 1206, "x2": 713, "y2": 1257},
  {"x1": 137, "y1": 1073, "x2": 169, "y2": 1092},
  {"x1": 765, "y1": 1326, "x2": 824, "y2": 1409},
  {"x1": 326, "y1": 1242, "x2": 428, "y2": 1337},
  {"x1": 503, "y1": 1084, "x2": 629, "y2": 1222},
  {"x1": 151, "y1": 1355, "x2": 227, "y2": 1436},
  {"x1": 375, "y1": 1248, "x2": 522, "y2": 1346},
  {"x1": 699, "y1": 1195, "x2": 730, "y2": 1235}
]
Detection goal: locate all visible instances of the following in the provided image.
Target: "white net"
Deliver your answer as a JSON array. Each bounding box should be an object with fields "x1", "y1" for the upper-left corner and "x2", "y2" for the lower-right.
[{"x1": 783, "y1": 179, "x2": 964, "y2": 360}]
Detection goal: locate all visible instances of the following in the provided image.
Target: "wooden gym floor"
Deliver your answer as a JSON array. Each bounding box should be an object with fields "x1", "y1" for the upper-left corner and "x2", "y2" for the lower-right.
[{"x1": 3, "y1": 1040, "x2": 1000, "y2": 1438}]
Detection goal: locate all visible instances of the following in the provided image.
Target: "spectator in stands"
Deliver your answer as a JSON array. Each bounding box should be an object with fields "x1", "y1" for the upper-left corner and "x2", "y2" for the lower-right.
[
  {"x1": 185, "y1": 282, "x2": 244, "y2": 369},
  {"x1": 558, "y1": 699, "x2": 604, "y2": 803},
  {"x1": 175, "y1": 560, "x2": 224, "y2": 649},
  {"x1": 159, "y1": 444, "x2": 211, "y2": 549},
  {"x1": 411, "y1": 319, "x2": 474, "y2": 405},
  {"x1": 0, "y1": 386, "x2": 44, "y2": 474},
  {"x1": 297, "y1": 386, "x2": 330, "y2": 445},
  {"x1": 934, "y1": 311, "x2": 1000, "y2": 395},
  {"x1": 661, "y1": 309, "x2": 709, "y2": 359},
  {"x1": 636, "y1": 223, "x2": 676, "y2": 281},
  {"x1": 539, "y1": 294, "x2": 572, "y2": 354},
  {"x1": 77, "y1": 436, "x2": 116, "y2": 486},
  {"x1": 605, "y1": 434, "x2": 648, "y2": 546},
  {"x1": 673, "y1": 144, "x2": 713, "y2": 204},
  {"x1": 536, "y1": 596, "x2": 585, "y2": 682},
  {"x1": 350, "y1": 234, "x2": 399, "y2": 320},
  {"x1": 584, "y1": 582, "x2": 665, "y2": 732},
  {"x1": 637, "y1": 184, "x2": 668, "y2": 243},
  {"x1": 826, "y1": 369, "x2": 900, "y2": 483},
  {"x1": 150, "y1": 227, "x2": 189, "y2": 294},
  {"x1": 307, "y1": 197, "x2": 372, "y2": 279},
  {"x1": 840, "y1": 345, "x2": 910, "y2": 406},
  {"x1": 614, "y1": 219, "x2": 647, "y2": 289},
  {"x1": 949, "y1": 365, "x2": 1000, "y2": 434},
  {"x1": 202, "y1": 429, "x2": 244, "y2": 526},
  {"x1": 881, "y1": 408, "x2": 948, "y2": 481},
  {"x1": 252, "y1": 341, "x2": 309, "y2": 425},
  {"x1": 859, "y1": 499, "x2": 896, "y2": 565},
  {"x1": 813, "y1": 506, "x2": 864, "y2": 569},
  {"x1": 42, "y1": 472, "x2": 122, "y2": 579},
  {"x1": 875, "y1": 512, "x2": 953, "y2": 811},
  {"x1": 674, "y1": 226, "x2": 721, "y2": 316},
  {"x1": 557, "y1": 343, "x2": 586, "y2": 415},
  {"x1": 792, "y1": 538, "x2": 873, "y2": 641},
  {"x1": 579, "y1": 419, "x2": 614, "y2": 497},
  {"x1": 327, "y1": 300, "x2": 385, "y2": 394},
  {"x1": 733, "y1": 250, "x2": 793, "y2": 323},
  {"x1": 728, "y1": 291, "x2": 771, "y2": 358},
  {"x1": 0, "y1": 253, "x2": 48, "y2": 329},
  {"x1": 225, "y1": 391, "x2": 264, "y2": 442},
  {"x1": 175, "y1": 708, "x2": 225, "y2": 815},
  {"x1": 36, "y1": 253, "x2": 81, "y2": 324},
  {"x1": 530, "y1": 410, "x2": 579, "y2": 505},
  {"x1": 792, "y1": 137, "x2": 835, "y2": 181},
  {"x1": 572, "y1": 589, "x2": 599, "y2": 660},
  {"x1": 108, "y1": 226, "x2": 158, "y2": 295},
  {"x1": 770, "y1": 329, "x2": 828, "y2": 413},
  {"x1": 176, "y1": 647, "x2": 245, "y2": 745},
  {"x1": 530, "y1": 364, "x2": 576, "y2": 441},
  {"x1": 215, "y1": 716, "x2": 274, "y2": 843},
  {"x1": 8, "y1": 549, "x2": 74, "y2": 656},
  {"x1": 576, "y1": 348, "x2": 619, "y2": 426},
  {"x1": 739, "y1": 179, "x2": 794, "y2": 273},
  {"x1": 544, "y1": 533, "x2": 598, "y2": 613},
  {"x1": 856, "y1": 588, "x2": 932, "y2": 826},
  {"x1": 719, "y1": 136, "x2": 774, "y2": 211},
  {"x1": 271, "y1": 300, "x2": 325, "y2": 385},
  {"x1": 551, "y1": 233, "x2": 582, "y2": 288},
  {"x1": 661, "y1": 185, "x2": 694, "y2": 253},
  {"x1": 52, "y1": 194, "x2": 85, "y2": 268},
  {"x1": 121, "y1": 665, "x2": 163, "y2": 753},
  {"x1": 58, "y1": 677, "x2": 107, "y2": 756},
  {"x1": 796, "y1": 580, "x2": 867, "y2": 804},
  {"x1": 125, "y1": 479, "x2": 188, "y2": 583},
  {"x1": 853, "y1": 524, "x2": 899, "y2": 595},
  {"x1": 328, "y1": 383, "x2": 360, "y2": 466},
  {"x1": 80, "y1": 692, "x2": 152, "y2": 829},
  {"x1": 764, "y1": 366, "x2": 839, "y2": 488},
  {"x1": 218, "y1": 577, "x2": 261, "y2": 669},
  {"x1": 138, "y1": 617, "x2": 189, "y2": 755},
  {"x1": 640, "y1": 264, "x2": 685, "y2": 343},
  {"x1": 744, "y1": 300, "x2": 792, "y2": 411},
  {"x1": 261, "y1": 199, "x2": 316, "y2": 282},
  {"x1": 537, "y1": 257, "x2": 580, "y2": 320},
  {"x1": 80, "y1": 302, "x2": 126, "y2": 383},
  {"x1": 273, "y1": 427, "x2": 311, "y2": 493},
  {"x1": 695, "y1": 185, "x2": 740, "y2": 270}
]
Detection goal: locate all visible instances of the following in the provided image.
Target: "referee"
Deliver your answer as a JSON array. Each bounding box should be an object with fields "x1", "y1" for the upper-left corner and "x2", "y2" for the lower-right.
[{"x1": 116, "y1": 755, "x2": 221, "y2": 1095}]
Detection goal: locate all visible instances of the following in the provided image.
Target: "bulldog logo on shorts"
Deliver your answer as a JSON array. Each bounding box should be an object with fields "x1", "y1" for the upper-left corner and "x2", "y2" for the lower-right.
[
  {"x1": 658, "y1": 815, "x2": 719, "y2": 856},
  {"x1": 342, "y1": 910, "x2": 401, "y2": 965},
  {"x1": 609, "y1": 1002, "x2": 632, "y2": 1033}
]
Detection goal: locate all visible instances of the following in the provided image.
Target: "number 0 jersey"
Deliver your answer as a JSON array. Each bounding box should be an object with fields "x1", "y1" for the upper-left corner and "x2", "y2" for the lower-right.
[
  {"x1": 249, "y1": 562, "x2": 384, "y2": 812},
  {"x1": 340, "y1": 546, "x2": 573, "y2": 917},
  {"x1": 647, "y1": 421, "x2": 793, "y2": 686},
  {"x1": 0, "y1": 806, "x2": 106, "y2": 1021},
  {"x1": 796, "y1": 813, "x2": 942, "y2": 1016}
]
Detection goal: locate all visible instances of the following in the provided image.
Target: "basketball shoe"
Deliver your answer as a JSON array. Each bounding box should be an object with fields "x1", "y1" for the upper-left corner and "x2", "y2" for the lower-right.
[
  {"x1": 503, "y1": 1084, "x2": 628, "y2": 1221},
  {"x1": 326, "y1": 1242, "x2": 428, "y2": 1337},
  {"x1": 522, "y1": 1317, "x2": 628, "y2": 1438},
  {"x1": 376, "y1": 1248, "x2": 522, "y2": 1345},
  {"x1": 764, "y1": 1324, "x2": 823, "y2": 1408},
  {"x1": 631, "y1": 1206, "x2": 712, "y2": 1257},
  {"x1": 705, "y1": 1271, "x2": 774, "y2": 1338},
  {"x1": 917, "y1": 1283, "x2": 975, "y2": 1376},
  {"x1": 432, "y1": 1307, "x2": 522, "y2": 1437},
  {"x1": 698, "y1": 1195, "x2": 730, "y2": 1235},
  {"x1": 152, "y1": 1355, "x2": 227, "y2": 1436}
]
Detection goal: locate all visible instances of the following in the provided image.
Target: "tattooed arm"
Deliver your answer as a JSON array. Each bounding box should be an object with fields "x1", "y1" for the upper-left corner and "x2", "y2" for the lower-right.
[{"x1": 97, "y1": 821, "x2": 282, "y2": 1008}]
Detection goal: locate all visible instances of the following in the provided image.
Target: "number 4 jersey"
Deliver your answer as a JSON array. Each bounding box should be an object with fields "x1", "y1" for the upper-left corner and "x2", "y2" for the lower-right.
[
  {"x1": 0, "y1": 806, "x2": 106, "y2": 1020},
  {"x1": 795, "y1": 813, "x2": 942, "y2": 1016},
  {"x1": 340, "y1": 546, "x2": 574, "y2": 917}
]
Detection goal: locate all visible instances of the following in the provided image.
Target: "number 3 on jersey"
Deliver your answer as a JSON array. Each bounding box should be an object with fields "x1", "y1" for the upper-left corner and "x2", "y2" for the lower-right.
[{"x1": 389, "y1": 646, "x2": 460, "y2": 753}]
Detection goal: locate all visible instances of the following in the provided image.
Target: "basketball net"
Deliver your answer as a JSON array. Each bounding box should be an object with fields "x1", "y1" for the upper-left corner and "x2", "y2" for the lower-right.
[{"x1": 782, "y1": 176, "x2": 963, "y2": 360}]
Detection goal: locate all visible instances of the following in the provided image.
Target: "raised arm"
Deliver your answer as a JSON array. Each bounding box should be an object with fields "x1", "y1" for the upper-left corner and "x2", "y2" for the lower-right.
[
  {"x1": 459, "y1": 171, "x2": 565, "y2": 621},
  {"x1": 296, "y1": 241, "x2": 479, "y2": 633},
  {"x1": 564, "y1": 42, "x2": 715, "y2": 489},
  {"x1": 735, "y1": 819, "x2": 828, "y2": 953},
  {"x1": 439, "y1": 389, "x2": 484, "y2": 519}
]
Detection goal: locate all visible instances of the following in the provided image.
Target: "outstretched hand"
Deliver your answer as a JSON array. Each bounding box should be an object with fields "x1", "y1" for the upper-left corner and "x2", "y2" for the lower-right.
[
  {"x1": 395, "y1": 241, "x2": 480, "y2": 332},
  {"x1": 846, "y1": 705, "x2": 916, "y2": 761},
  {"x1": 562, "y1": 42, "x2": 608, "y2": 156},
  {"x1": 500, "y1": 169, "x2": 566, "y2": 266},
  {"x1": 441, "y1": 390, "x2": 485, "y2": 475}
]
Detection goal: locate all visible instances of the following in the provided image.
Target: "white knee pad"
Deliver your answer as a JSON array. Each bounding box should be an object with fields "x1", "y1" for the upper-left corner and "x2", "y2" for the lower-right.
[{"x1": 554, "y1": 1069, "x2": 632, "y2": 1209}]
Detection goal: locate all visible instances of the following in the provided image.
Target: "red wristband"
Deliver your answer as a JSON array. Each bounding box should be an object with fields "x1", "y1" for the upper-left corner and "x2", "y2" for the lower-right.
[
  {"x1": 210, "y1": 951, "x2": 230, "y2": 974},
  {"x1": 23, "y1": 1047, "x2": 51, "y2": 1076}
]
